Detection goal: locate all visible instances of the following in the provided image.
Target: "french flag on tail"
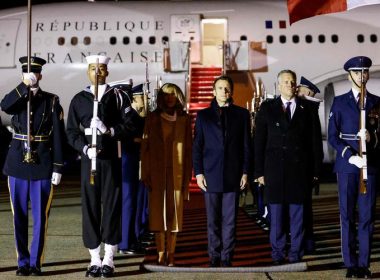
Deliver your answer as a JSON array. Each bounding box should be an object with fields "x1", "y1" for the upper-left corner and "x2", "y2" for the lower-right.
[{"x1": 288, "y1": 0, "x2": 380, "y2": 24}]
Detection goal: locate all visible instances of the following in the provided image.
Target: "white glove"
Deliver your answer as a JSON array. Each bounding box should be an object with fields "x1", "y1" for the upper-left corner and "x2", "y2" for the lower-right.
[
  {"x1": 51, "y1": 172, "x2": 62, "y2": 185},
  {"x1": 357, "y1": 128, "x2": 370, "y2": 142},
  {"x1": 348, "y1": 155, "x2": 366, "y2": 168},
  {"x1": 90, "y1": 117, "x2": 107, "y2": 134},
  {"x1": 87, "y1": 147, "x2": 97, "y2": 160},
  {"x1": 22, "y1": 72, "x2": 37, "y2": 86}
]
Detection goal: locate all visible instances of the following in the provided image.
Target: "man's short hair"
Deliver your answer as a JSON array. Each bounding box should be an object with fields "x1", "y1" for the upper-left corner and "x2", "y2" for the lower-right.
[
  {"x1": 277, "y1": 69, "x2": 297, "y2": 83},
  {"x1": 213, "y1": 75, "x2": 234, "y2": 94}
]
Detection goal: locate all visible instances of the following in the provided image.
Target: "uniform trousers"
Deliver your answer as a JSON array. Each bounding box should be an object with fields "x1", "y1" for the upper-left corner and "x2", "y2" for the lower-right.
[
  {"x1": 81, "y1": 157, "x2": 122, "y2": 249},
  {"x1": 204, "y1": 192, "x2": 239, "y2": 262},
  {"x1": 337, "y1": 173, "x2": 377, "y2": 268},
  {"x1": 119, "y1": 150, "x2": 139, "y2": 250},
  {"x1": 8, "y1": 176, "x2": 53, "y2": 268},
  {"x1": 269, "y1": 203, "x2": 304, "y2": 262}
]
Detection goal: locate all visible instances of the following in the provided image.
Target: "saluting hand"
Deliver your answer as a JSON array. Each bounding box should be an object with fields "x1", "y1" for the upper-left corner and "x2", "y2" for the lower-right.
[{"x1": 196, "y1": 174, "x2": 207, "y2": 192}]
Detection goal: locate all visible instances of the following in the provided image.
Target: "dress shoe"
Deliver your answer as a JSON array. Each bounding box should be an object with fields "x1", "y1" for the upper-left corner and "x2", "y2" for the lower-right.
[
  {"x1": 357, "y1": 267, "x2": 372, "y2": 279},
  {"x1": 272, "y1": 259, "x2": 285, "y2": 266},
  {"x1": 85, "y1": 265, "x2": 101, "y2": 278},
  {"x1": 100, "y1": 265, "x2": 114, "y2": 278},
  {"x1": 346, "y1": 267, "x2": 358, "y2": 278},
  {"x1": 16, "y1": 266, "x2": 30, "y2": 276},
  {"x1": 29, "y1": 267, "x2": 42, "y2": 276},
  {"x1": 167, "y1": 253, "x2": 175, "y2": 267},
  {"x1": 209, "y1": 258, "x2": 221, "y2": 267},
  {"x1": 221, "y1": 259, "x2": 232, "y2": 267}
]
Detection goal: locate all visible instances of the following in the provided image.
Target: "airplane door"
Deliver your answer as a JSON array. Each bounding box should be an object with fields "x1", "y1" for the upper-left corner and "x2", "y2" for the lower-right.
[
  {"x1": 201, "y1": 18, "x2": 227, "y2": 67},
  {"x1": 0, "y1": 19, "x2": 20, "y2": 68}
]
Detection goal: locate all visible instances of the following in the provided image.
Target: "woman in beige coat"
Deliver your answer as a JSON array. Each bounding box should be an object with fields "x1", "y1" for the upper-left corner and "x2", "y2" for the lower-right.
[{"x1": 141, "y1": 83, "x2": 192, "y2": 266}]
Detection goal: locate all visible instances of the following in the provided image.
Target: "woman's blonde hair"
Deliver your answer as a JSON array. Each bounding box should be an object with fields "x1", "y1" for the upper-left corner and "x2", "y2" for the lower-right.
[{"x1": 156, "y1": 83, "x2": 186, "y2": 114}]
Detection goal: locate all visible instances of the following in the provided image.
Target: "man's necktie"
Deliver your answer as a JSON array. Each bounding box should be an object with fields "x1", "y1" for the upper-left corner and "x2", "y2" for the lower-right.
[{"x1": 285, "y1": 102, "x2": 291, "y2": 121}]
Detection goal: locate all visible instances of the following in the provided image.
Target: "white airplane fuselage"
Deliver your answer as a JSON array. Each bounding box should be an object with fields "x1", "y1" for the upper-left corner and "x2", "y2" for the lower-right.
[{"x1": 0, "y1": 1, "x2": 379, "y2": 163}]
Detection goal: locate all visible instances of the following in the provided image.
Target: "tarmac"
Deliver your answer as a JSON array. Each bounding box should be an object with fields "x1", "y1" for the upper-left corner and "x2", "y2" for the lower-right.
[{"x1": 0, "y1": 177, "x2": 379, "y2": 280}]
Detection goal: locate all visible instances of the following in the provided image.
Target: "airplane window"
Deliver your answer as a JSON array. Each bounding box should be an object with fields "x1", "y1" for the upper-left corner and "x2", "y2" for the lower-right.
[
  {"x1": 71, "y1": 37, "x2": 78, "y2": 46},
  {"x1": 318, "y1": 34, "x2": 325, "y2": 43},
  {"x1": 357, "y1": 34, "x2": 364, "y2": 43},
  {"x1": 110, "y1": 37, "x2": 117, "y2": 45},
  {"x1": 305, "y1": 35, "x2": 312, "y2": 43},
  {"x1": 58, "y1": 37, "x2": 65, "y2": 46},
  {"x1": 123, "y1": 37, "x2": 130, "y2": 45},
  {"x1": 279, "y1": 35, "x2": 286, "y2": 44},
  {"x1": 162, "y1": 36, "x2": 169, "y2": 44},
  {"x1": 84, "y1": 37, "x2": 91, "y2": 46},
  {"x1": 292, "y1": 35, "x2": 299, "y2": 43},
  {"x1": 331, "y1": 34, "x2": 339, "y2": 43},
  {"x1": 136, "y1": 36, "x2": 143, "y2": 45},
  {"x1": 149, "y1": 36, "x2": 156, "y2": 45},
  {"x1": 370, "y1": 34, "x2": 377, "y2": 43},
  {"x1": 240, "y1": 35, "x2": 247, "y2": 41},
  {"x1": 266, "y1": 35, "x2": 273, "y2": 44}
]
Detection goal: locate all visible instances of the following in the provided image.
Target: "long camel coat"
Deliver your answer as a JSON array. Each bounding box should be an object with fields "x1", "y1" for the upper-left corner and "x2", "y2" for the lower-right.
[{"x1": 141, "y1": 111, "x2": 192, "y2": 232}]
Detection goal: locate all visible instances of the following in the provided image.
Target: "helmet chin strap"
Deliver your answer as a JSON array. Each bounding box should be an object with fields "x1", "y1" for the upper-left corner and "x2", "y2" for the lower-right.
[{"x1": 349, "y1": 71, "x2": 366, "y2": 90}]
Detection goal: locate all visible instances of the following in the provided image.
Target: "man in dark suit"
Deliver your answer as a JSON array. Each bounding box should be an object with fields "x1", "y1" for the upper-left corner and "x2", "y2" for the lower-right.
[
  {"x1": 0, "y1": 56, "x2": 64, "y2": 276},
  {"x1": 254, "y1": 69, "x2": 322, "y2": 265},
  {"x1": 297, "y1": 76, "x2": 324, "y2": 254},
  {"x1": 328, "y1": 56, "x2": 380, "y2": 279},
  {"x1": 193, "y1": 75, "x2": 250, "y2": 267}
]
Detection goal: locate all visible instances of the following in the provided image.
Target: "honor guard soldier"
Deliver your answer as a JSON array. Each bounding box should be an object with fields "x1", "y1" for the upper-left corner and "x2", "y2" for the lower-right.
[
  {"x1": 118, "y1": 83, "x2": 147, "y2": 255},
  {"x1": 66, "y1": 55, "x2": 135, "y2": 278},
  {"x1": 328, "y1": 56, "x2": 380, "y2": 279},
  {"x1": 297, "y1": 76, "x2": 324, "y2": 254},
  {"x1": 0, "y1": 56, "x2": 64, "y2": 276}
]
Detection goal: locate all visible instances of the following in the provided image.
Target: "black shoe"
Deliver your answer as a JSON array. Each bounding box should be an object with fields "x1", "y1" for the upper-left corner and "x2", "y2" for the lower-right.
[
  {"x1": 221, "y1": 259, "x2": 232, "y2": 267},
  {"x1": 85, "y1": 265, "x2": 101, "y2": 278},
  {"x1": 346, "y1": 267, "x2": 358, "y2": 278},
  {"x1": 16, "y1": 266, "x2": 30, "y2": 276},
  {"x1": 101, "y1": 265, "x2": 114, "y2": 278},
  {"x1": 29, "y1": 267, "x2": 42, "y2": 276},
  {"x1": 272, "y1": 259, "x2": 285, "y2": 266},
  {"x1": 209, "y1": 258, "x2": 221, "y2": 267},
  {"x1": 357, "y1": 267, "x2": 372, "y2": 279}
]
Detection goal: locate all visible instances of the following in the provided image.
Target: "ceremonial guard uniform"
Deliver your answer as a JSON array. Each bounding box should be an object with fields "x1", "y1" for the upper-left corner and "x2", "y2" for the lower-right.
[
  {"x1": 328, "y1": 56, "x2": 380, "y2": 278},
  {"x1": 0, "y1": 56, "x2": 64, "y2": 276},
  {"x1": 297, "y1": 76, "x2": 324, "y2": 254},
  {"x1": 118, "y1": 84, "x2": 147, "y2": 254},
  {"x1": 66, "y1": 55, "x2": 135, "y2": 278}
]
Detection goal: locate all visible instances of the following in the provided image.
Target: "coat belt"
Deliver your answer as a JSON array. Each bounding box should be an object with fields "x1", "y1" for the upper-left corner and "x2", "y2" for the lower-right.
[{"x1": 13, "y1": 133, "x2": 49, "y2": 142}]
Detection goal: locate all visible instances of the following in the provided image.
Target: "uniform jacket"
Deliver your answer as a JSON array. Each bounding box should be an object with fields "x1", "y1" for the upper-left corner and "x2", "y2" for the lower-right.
[
  {"x1": 254, "y1": 96, "x2": 322, "y2": 204},
  {"x1": 66, "y1": 85, "x2": 135, "y2": 160},
  {"x1": 328, "y1": 90, "x2": 380, "y2": 174},
  {"x1": 0, "y1": 82, "x2": 64, "y2": 180},
  {"x1": 192, "y1": 99, "x2": 250, "y2": 193},
  {"x1": 141, "y1": 111, "x2": 192, "y2": 231}
]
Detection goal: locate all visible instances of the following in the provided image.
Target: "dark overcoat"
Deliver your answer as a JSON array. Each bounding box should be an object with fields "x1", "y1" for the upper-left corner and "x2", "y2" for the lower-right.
[
  {"x1": 254, "y1": 96, "x2": 322, "y2": 204},
  {"x1": 192, "y1": 99, "x2": 250, "y2": 193}
]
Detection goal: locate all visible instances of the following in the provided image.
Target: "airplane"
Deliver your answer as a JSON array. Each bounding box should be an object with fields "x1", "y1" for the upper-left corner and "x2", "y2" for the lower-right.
[{"x1": 0, "y1": 0, "x2": 379, "y2": 165}]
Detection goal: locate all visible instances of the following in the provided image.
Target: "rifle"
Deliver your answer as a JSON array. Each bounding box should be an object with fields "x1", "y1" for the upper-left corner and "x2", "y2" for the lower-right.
[
  {"x1": 89, "y1": 59, "x2": 100, "y2": 185},
  {"x1": 23, "y1": 0, "x2": 36, "y2": 164},
  {"x1": 358, "y1": 66, "x2": 367, "y2": 194}
]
